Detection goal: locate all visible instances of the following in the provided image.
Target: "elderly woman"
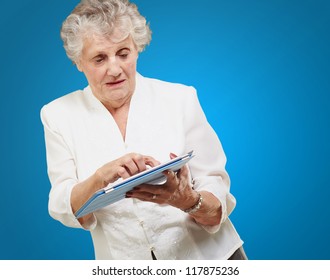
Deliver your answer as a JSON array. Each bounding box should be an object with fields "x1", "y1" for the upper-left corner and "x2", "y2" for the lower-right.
[{"x1": 41, "y1": 0, "x2": 246, "y2": 260}]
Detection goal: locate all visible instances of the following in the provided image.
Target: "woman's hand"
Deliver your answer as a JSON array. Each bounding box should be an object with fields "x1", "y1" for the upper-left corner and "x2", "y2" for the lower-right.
[
  {"x1": 127, "y1": 153, "x2": 198, "y2": 209},
  {"x1": 95, "y1": 153, "x2": 160, "y2": 187},
  {"x1": 71, "y1": 153, "x2": 159, "y2": 226},
  {"x1": 127, "y1": 153, "x2": 222, "y2": 226}
]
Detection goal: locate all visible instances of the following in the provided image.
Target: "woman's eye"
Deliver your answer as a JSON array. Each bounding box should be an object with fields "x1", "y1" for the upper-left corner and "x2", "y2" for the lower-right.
[
  {"x1": 94, "y1": 56, "x2": 105, "y2": 63},
  {"x1": 119, "y1": 53, "x2": 129, "y2": 59}
]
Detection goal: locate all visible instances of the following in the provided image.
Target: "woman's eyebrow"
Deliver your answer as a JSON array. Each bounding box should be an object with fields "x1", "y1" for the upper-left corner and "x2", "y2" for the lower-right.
[
  {"x1": 117, "y1": 47, "x2": 131, "y2": 52},
  {"x1": 117, "y1": 46, "x2": 131, "y2": 52}
]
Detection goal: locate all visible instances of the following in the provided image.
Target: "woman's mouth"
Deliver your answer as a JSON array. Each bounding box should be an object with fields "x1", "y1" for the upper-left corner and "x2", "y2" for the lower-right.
[{"x1": 106, "y1": 79, "x2": 125, "y2": 87}]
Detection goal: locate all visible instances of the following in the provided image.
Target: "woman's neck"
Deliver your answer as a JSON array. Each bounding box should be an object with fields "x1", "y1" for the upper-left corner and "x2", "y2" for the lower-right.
[{"x1": 105, "y1": 102, "x2": 130, "y2": 141}]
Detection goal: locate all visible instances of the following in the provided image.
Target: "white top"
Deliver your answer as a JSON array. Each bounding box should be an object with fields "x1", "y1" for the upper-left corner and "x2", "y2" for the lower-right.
[{"x1": 40, "y1": 73, "x2": 243, "y2": 259}]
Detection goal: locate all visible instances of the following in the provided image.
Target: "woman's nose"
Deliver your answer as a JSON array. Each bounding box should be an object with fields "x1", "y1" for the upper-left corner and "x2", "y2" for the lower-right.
[{"x1": 107, "y1": 57, "x2": 122, "y2": 76}]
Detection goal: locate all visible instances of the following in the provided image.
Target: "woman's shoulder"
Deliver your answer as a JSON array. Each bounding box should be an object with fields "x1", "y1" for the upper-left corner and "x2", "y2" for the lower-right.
[
  {"x1": 137, "y1": 74, "x2": 203, "y2": 115},
  {"x1": 138, "y1": 74, "x2": 198, "y2": 105},
  {"x1": 40, "y1": 88, "x2": 89, "y2": 127},
  {"x1": 42, "y1": 89, "x2": 84, "y2": 112},
  {"x1": 141, "y1": 75, "x2": 195, "y2": 93}
]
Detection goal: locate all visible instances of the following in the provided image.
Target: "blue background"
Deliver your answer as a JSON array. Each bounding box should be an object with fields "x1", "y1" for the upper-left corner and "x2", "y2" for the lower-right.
[{"x1": 1, "y1": 0, "x2": 329, "y2": 260}]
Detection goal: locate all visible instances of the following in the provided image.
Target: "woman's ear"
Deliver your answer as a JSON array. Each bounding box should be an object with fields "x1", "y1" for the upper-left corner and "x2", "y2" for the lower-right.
[{"x1": 76, "y1": 60, "x2": 83, "y2": 72}]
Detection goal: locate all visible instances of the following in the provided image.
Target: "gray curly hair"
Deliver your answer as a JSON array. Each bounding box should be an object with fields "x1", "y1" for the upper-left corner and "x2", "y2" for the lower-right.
[{"x1": 60, "y1": 0, "x2": 152, "y2": 63}]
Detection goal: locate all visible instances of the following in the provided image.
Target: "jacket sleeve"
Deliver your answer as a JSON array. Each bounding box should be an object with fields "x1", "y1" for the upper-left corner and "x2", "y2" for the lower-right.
[
  {"x1": 183, "y1": 87, "x2": 236, "y2": 233},
  {"x1": 40, "y1": 104, "x2": 96, "y2": 230}
]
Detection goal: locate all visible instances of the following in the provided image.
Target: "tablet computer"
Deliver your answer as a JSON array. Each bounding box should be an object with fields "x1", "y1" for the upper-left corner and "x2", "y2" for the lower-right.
[{"x1": 75, "y1": 151, "x2": 194, "y2": 218}]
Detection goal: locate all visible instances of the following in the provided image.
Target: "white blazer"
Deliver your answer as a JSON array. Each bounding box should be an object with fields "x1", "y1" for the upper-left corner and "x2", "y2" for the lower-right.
[{"x1": 41, "y1": 73, "x2": 243, "y2": 259}]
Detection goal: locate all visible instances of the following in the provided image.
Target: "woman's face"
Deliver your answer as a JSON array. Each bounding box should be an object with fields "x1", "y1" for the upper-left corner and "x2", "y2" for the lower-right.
[{"x1": 77, "y1": 34, "x2": 139, "y2": 111}]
